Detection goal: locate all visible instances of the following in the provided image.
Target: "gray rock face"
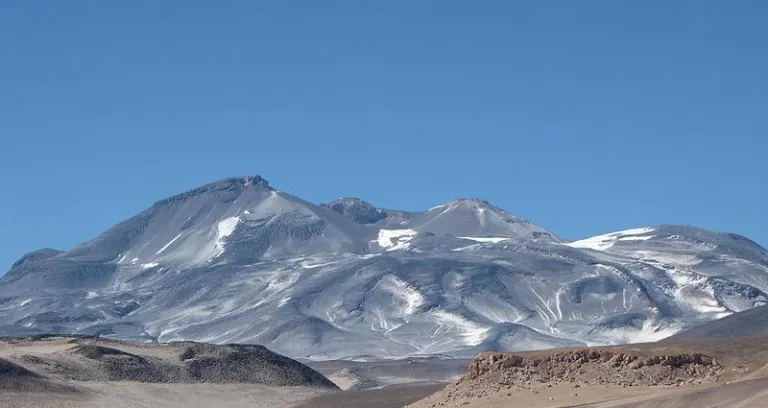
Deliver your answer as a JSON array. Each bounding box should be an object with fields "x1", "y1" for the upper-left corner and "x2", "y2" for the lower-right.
[
  {"x1": 1, "y1": 176, "x2": 767, "y2": 360},
  {"x1": 323, "y1": 197, "x2": 388, "y2": 224}
]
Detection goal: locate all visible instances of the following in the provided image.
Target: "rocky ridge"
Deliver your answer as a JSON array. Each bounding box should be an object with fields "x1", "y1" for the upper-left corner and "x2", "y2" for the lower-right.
[
  {"x1": 421, "y1": 348, "x2": 721, "y2": 407},
  {"x1": 466, "y1": 349, "x2": 719, "y2": 387}
]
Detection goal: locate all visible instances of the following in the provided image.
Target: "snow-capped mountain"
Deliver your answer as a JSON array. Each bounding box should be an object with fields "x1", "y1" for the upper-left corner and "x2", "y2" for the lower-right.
[{"x1": 1, "y1": 175, "x2": 767, "y2": 360}]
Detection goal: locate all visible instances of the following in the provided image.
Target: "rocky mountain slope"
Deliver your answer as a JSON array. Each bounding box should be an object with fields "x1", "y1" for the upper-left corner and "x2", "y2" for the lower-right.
[{"x1": 1, "y1": 175, "x2": 767, "y2": 359}]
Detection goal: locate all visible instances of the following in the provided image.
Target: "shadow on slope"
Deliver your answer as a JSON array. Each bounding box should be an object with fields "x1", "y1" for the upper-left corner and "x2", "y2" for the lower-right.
[
  {"x1": 662, "y1": 304, "x2": 768, "y2": 341},
  {"x1": 0, "y1": 357, "x2": 78, "y2": 393}
]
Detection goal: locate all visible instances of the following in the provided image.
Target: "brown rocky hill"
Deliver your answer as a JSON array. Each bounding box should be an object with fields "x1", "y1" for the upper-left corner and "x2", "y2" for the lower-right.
[{"x1": 407, "y1": 336, "x2": 768, "y2": 408}]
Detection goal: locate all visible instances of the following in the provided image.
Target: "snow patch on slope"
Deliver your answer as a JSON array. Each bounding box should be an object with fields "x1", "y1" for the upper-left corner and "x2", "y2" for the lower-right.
[
  {"x1": 432, "y1": 311, "x2": 490, "y2": 346},
  {"x1": 651, "y1": 262, "x2": 731, "y2": 317},
  {"x1": 567, "y1": 228, "x2": 655, "y2": 251},
  {"x1": 156, "y1": 233, "x2": 183, "y2": 255},
  {"x1": 380, "y1": 274, "x2": 425, "y2": 316},
  {"x1": 465, "y1": 294, "x2": 525, "y2": 324},
  {"x1": 592, "y1": 319, "x2": 681, "y2": 345},
  {"x1": 459, "y1": 236, "x2": 509, "y2": 243},
  {"x1": 212, "y1": 216, "x2": 240, "y2": 257},
  {"x1": 375, "y1": 229, "x2": 418, "y2": 251}
]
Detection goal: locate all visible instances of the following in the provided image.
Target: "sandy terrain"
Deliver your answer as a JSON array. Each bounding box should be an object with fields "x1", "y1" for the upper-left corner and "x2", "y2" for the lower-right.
[
  {"x1": 611, "y1": 378, "x2": 768, "y2": 408},
  {"x1": 291, "y1": 383, "x2": 446, "y2": 408},
  {"x1": 1, "y1": 383, "x2": 323, "y2": 408}
]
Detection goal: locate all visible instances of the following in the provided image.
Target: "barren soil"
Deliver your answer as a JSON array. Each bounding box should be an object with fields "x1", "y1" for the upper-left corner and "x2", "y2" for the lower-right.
[{"x1": 4, "y1": 335, "x2": 767, "y2": 407}]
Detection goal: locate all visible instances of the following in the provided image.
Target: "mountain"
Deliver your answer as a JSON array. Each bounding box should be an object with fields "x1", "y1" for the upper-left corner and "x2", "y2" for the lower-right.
[{"x1": 1, "y1": 175, "x2": 767, "y2": 360}]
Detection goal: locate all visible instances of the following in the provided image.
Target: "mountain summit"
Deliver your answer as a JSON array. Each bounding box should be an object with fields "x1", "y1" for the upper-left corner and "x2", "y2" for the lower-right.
[
  {"x1": 1, "y1": 176, "x2": 766, "y2": 360},
  {"x1": 413, "y1": 198, "x2": 559, "y2": 240},
  {"x1": 322, "y1": 197, "x2": 388, "y2": 224}
]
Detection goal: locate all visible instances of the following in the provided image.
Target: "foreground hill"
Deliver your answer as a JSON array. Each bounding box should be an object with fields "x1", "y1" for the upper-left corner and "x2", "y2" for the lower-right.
[
  {"x1": 2, "y1": 175, "x2": 767, "y2": 359},
  {"x1": 407, "y1": 336, "x2": 768, "y2": 408},
  {"x1": 0, "y1": 335, "x2": 336, "y2": 408}
]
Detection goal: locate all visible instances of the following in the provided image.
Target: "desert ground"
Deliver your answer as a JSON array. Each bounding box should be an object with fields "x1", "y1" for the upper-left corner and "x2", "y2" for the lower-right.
[
  {"x1": 0, "y1": 382, "x2": 324, "y2": 408},
  {"x1": 3, "y1": 335, "x2": 768, "y2": 407},
  {"x1": 291, "y1": 383, "x2": 447, "y2": 408}
]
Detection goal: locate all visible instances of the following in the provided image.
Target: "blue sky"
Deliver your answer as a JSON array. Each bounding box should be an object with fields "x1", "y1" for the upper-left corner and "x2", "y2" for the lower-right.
[{"x1": 1, "y1": 1, "x2": 766, "y2": 271}]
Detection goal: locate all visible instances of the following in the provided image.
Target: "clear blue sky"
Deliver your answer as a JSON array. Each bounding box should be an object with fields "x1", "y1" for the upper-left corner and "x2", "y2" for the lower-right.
[{"x1": 1, "y1": 1, "x2": 766, "y2": 272}]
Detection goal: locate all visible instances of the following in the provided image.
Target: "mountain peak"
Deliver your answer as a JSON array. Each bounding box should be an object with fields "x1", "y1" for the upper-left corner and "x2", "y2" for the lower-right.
[
  {"x1": 322, "y1": 197, "x2": 387, "y2": 224},
  {"x1": 9, "y1": 248, "x2": 63, "y2": 270},
  {"x1": 153, "y1": 175, "x2": 271, "y2": 208},
  {"x1": 206, "y1": 175, "x2": 270, "y2": 190},
  {"x1": 434, "y1": 198, "x2": 511, "y2": 217},
  {"x1": 448, "y1": 198, "x2": 493, "y2": 207},
  {"x1": 328, "y1": 197, "x2": 368, "y2": 205},
  {"x1": 242, "y1": 175, "x2": 269, "y2": 188}
]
